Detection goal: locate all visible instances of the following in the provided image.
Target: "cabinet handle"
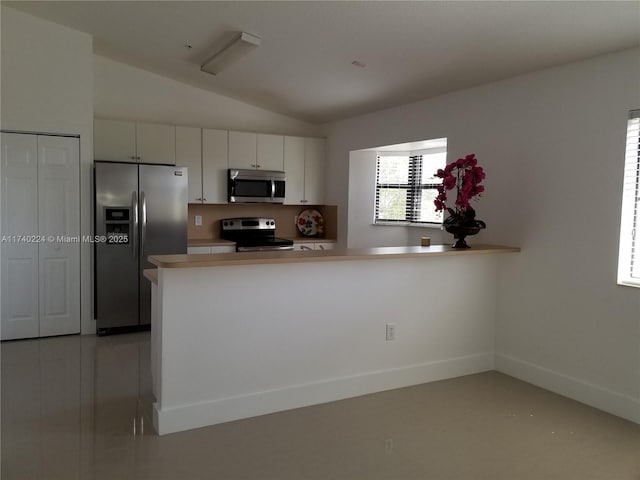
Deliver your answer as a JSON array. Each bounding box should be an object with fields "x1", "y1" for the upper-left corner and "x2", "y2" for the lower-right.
[
  {"x1": 195, "y1": 197, "x2": 202, "y2": 201},
  {"x1": 256, "y1": 164, "x2": 261, "y2": 168},
  {"x1": 301, "y1": 199, "x2": 308, "y2": 203},
  {"x1": 318, "y1": 245, "x2": 325, "y2": 250},
  {"x1": 202, "y1": 198, "x2": 207, "y2": 202},
  {"x1": 129, "y1": 156, "x2": 137, "y2": 160}
]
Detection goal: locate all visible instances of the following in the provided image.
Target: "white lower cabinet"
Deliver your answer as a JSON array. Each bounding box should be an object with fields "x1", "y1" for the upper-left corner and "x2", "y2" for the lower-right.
[
  {"x1": 293, "y1": 243, "x2": 315, "y2": 251},
  {"x1": 293, "y1": 242, "x2": 335, "y2": 251},
  {"x1": 187, "y1": 245, "x2": 235, "y2": 254},
  {"x1": 1, "y1": 133, "x2": 80, "y2": 340}
]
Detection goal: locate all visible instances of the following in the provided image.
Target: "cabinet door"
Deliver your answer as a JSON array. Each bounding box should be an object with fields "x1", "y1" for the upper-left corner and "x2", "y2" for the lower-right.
[
  {"x1": 136, "y1": 123, "x2": 176, "y2": 165},
  {"x1": 94, "y1": 118, "x2": 136, "y2": 162},
  {"x1": 304, "y1": 138, "x2": 326, "y2": 204},
  {"x1": 293, "y1": 243, "x2": 315, "y2": 251},
  {"x1": 176, "y1": 127, "x2": 203, "y2": 203},
  {"x1": 1, "y1": 133, "x2": 39, "y2": 340},
  {"x1": 228, "y1": 131, "x2": 257, "y2": 169},
  {"x1": 284, "y1": 136, "x2": 305, "y2": 205},
  {"x1": 257, "y1": 134, "x2": 284, "y2": 170},
  {"x1": 187, "y1": 246, "x2": 211, "y2": 254},
  {"x1": 202, "y1": 129, "x2": 228, "y2": 204},
  {"x1": 37, "y1": 136, "x2": 80, "y2": 337},
  {"x1": 209, "y1": 245, "x2": 235, "y2": 254}
]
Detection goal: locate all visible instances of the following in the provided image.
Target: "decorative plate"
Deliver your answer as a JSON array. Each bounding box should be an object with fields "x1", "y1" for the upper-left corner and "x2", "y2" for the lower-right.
[{"x1": 297, "y1": 209, "x2": 324, "y2": 237}]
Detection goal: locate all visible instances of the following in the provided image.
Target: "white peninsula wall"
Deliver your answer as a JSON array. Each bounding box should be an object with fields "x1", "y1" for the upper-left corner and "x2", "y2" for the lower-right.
[{"x1": 148, "y1": 247, "x2": 517, "y2": 434}]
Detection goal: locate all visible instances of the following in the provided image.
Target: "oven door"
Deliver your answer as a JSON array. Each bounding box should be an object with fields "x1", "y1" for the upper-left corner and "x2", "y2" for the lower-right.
[{"x1": 228, "y1": 169, "x2": 285, "y2": 203}]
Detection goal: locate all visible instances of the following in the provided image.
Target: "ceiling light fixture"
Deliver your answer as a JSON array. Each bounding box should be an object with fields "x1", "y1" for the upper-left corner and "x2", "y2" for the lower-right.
[{"x1": 201, "y1": 32, "x2": 261, "y2": 76}]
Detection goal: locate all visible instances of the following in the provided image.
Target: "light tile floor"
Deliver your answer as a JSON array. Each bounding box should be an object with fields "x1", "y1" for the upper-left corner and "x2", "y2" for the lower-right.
[{"x1": 1, "y1": 332, "x2": 639, "y2": 479}]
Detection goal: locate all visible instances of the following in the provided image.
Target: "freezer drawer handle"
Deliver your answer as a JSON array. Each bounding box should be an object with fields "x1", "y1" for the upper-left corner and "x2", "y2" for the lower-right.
[
  {"x1": 141, "y1": 191, "x2": 147, "y2": 257},
  {"x1": 132, "y1": 191, "x2": 138, "y2": 259}
]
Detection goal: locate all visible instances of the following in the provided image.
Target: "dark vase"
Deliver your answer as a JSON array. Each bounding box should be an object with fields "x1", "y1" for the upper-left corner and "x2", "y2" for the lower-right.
[{"x1": 444, "y1": 222, "x2": 485, "y2": 249}]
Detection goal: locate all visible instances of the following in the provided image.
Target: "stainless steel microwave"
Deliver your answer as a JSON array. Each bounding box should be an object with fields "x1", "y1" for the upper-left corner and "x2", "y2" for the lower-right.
[{"x1": 228, "y1": 169, "x2": 286, "y2": 203}]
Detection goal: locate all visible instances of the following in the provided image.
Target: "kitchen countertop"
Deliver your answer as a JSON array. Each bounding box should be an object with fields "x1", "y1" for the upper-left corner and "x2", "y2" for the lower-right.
[
  {"x1": 188, "y1": 238, "x2": 237, "y2": 247},
  {"x1": 149, "y1": 244, "x2": 519, "y2": 269},
  {"x1": 188, "y1": 237, "x2": 336, "y2": 247},
  {"x1": 143, "y1": 268, "x2": 158, "y2": 285}
]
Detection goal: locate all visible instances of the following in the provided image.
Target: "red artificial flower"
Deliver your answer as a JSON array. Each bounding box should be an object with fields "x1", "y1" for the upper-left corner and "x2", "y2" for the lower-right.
[{"x1": 433, "y1": 153, "x2": 485, "y2": 217}]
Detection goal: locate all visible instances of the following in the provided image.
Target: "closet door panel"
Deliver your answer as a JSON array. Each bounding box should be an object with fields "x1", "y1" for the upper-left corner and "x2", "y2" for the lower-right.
[
  {"x1": 1, "y1": 133, "x2": 39, "y2": 339},
  {"x1": 37, "y1": 135, "x2": 80, "y2": 337}
]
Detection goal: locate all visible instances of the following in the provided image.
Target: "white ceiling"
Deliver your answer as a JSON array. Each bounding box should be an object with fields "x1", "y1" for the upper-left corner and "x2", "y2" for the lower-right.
[{"x1": 6, "y1": 1, "x2": 640, "y2": 124}]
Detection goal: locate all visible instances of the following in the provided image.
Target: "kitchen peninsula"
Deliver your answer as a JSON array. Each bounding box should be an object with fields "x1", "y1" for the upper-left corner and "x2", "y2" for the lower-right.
[{"x1": 146, "y1": 244, "x2": 519, "y2": 435}]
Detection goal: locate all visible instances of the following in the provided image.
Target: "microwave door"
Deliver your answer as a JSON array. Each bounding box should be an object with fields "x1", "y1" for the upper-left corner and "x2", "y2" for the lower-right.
[{"x1": 231, "y1": 179, "x2": 272, "y2": 202}]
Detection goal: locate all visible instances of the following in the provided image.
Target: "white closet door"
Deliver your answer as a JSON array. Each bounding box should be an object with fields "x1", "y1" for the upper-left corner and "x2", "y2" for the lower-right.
[
  {"x1": 37, "y1": 136, "x2": 80, "y2": 337},
  {"x1": 1, "y1": 133, "x2": 39, "y2": 340}
]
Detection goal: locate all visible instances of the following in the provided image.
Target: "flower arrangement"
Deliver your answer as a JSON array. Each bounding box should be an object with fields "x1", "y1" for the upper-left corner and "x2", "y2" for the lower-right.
[{"x1": 434, "y1": 153, "x2": 486, "y2": 229}]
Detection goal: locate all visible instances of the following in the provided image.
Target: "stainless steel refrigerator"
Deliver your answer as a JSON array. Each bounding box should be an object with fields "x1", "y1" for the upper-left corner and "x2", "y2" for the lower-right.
[{"x1": 94, "y1": 161, "x2": 187, "y2": 335}]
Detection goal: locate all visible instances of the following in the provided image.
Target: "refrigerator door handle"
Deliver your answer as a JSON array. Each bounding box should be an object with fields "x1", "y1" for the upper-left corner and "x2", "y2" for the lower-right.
[
  {"x1": 132, "y1": 191, "x2": 138, "y2": 259},
  {"x1": 141, "y1": 190, "x2": 147, "y2": 258}
]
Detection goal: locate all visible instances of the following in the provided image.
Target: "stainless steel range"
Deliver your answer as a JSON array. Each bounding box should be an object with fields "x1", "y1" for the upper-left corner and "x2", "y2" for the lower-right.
[{"x1": 220, "y1": 217, "x2": 294, "y2": 252}]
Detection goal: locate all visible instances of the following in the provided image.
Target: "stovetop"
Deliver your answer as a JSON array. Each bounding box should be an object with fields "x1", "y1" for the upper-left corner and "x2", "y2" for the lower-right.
[{"x1": 220, "y1": 217, "x2": 294, "y2": 252}]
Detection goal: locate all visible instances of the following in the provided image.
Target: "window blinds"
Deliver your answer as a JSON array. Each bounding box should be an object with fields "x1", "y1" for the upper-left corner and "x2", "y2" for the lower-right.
[{"x1": 617, "y1": 110, "x2": 640, "y2": 286}]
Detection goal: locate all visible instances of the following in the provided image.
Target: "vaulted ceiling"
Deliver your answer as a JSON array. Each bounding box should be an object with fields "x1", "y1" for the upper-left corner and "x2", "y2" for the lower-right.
[{"x1": 7, "y1": 1, "x2": 640, "y2": 124}]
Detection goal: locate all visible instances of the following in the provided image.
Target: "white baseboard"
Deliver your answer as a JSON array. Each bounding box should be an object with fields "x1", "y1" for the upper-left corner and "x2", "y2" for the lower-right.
[
  {"x1": 153, "y1": 352, "x2": 494, "y2": 435},
  {"x1": 495, "y1": 353, "x2": 640, "y2": 425}
]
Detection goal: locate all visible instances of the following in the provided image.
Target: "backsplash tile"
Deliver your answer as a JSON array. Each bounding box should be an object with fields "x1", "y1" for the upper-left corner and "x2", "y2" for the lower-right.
[{"x1": 188, "y1": 204, "x2": 337, "y2": 240}]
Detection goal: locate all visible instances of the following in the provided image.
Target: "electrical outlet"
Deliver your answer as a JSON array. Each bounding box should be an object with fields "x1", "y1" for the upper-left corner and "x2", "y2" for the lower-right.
[
  {"x1": 385, "y1": 438, "x2": 394, "y2": 454},
  {"x1": 385, "y1": 323, "x2": 396, "y2": 341},
  {"x1": 195, "y1": 215, "x2": 202, "y2": 226}
]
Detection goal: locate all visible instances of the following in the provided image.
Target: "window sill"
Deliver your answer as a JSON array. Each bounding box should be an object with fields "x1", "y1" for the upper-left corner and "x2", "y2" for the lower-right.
[{"x1": 373, "y1": 222, "x2": 443, "y2": 229}]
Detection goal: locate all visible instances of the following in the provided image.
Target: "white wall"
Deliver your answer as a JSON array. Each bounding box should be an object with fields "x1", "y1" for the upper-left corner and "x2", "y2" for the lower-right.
[
  {"x1": 1, "y1": 5, "x2": 95, "y2": 335},
  {"x1": 326, "y1": 48, "x2": 640, "y2": 423},
  {"x1": 94, "y1": 55, "x2": 323, "y2": 137}
]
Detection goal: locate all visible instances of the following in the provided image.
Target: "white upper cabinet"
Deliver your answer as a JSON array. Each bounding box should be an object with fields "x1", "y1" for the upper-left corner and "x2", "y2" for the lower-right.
[
  {"x1": 94, "y1": 118, "x2": 176, "y2": 165},
  {"x1": 284, "y1": 136, "x2": 305, "y2": 204},
  {"x1": 229, "y1": 131, "x2": 284, "y2": 170},
  {"x1": 94, "y1": 119, "x2": 136, "y2": 162},
  {"x1": 257, "y1": 134, "x2": 284, "y2": 170},
  {"x1": 176, "y1": 126, "x2": 203, "y2": 203},
  {"x1": 284, "y1": 136, "x2": 326, "y2": 205},
  {"x1": 228, "y1": 131, "x2": 257, "y2": 169},
  {"x1": 136, "y1": 123, "x2": 176, "y2": 165},
  {"x1": 202, "y1": 129, "x2": 228, "y2": 204},
  {"x1": 304, "y1": 138, "x2": 326, "y2": 205}
]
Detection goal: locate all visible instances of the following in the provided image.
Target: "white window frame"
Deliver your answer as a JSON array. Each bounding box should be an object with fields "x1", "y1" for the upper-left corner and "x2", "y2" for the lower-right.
[
  {"x1": 617, "y1": 109, "x2": 640, "y2": 287},
  {"x1": 374, "y1": 148, "x2": 445, "y2": 227}
]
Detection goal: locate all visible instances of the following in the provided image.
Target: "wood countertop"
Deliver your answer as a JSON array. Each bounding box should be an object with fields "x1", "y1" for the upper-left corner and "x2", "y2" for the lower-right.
[
  {"x1": 188, "y1": 237, "x2": 337, "y2": 247},
  {"x1": 143, "y1": 268, "x2": 158, "y2": 284},
  {"x1": 188, "y1": 238, "x2": 237, "y2": 247},
  {"x1": 149, "y1": 244, "x2": 520, "y2": 269}
]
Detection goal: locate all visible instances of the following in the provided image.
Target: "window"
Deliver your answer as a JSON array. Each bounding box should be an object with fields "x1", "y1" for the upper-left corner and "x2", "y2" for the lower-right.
[
  {"x1": 618, "y1": 109, "x2": 640, "y2": 286},
  {"x1": 374, "y1": 150, "x2": 446, "y2": 225}
]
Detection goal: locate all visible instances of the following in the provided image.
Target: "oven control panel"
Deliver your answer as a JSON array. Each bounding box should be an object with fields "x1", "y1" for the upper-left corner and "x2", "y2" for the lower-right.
[{"x1": 221, "y1": 217, "x2": 276, "y2": 231}]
